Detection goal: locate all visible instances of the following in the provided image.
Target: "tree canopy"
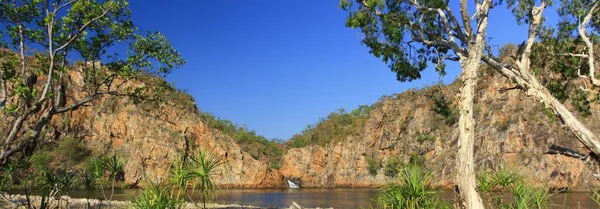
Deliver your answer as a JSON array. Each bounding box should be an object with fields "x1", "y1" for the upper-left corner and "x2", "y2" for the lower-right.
[{"x1": 0, "y1": 0, "x2": 185, "y2": 163}]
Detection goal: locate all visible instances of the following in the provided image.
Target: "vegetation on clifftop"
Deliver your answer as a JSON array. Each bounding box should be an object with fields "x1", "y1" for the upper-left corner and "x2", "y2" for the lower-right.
[
  {"x1": 197, "y1": 111, "x2": 283, "y2": 169},
  {"x1": 287, "y1": 104, "x2": 375, "y2": 148}
]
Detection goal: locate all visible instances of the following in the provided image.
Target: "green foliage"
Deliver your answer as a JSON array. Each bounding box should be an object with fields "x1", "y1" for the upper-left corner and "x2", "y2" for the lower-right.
[
  {"x1": 493, "y1": 167, "x2": 521, "y2": 190},
  {"x1": 341, "y1": 0, "x2": 453, "y2": 82},
  {"x1": 55, "y1": 137, "x2": 89, "y2": 165},
  {"x1": 590, "y1": 189, "x2": 600, "y2": 206},
  {"x1": 104, "y1": 154, "x2": 124, "y2": 181},
  {"x1": 0, "y1": 0, "x2": 185, "y2": 162},
  {"x1": 198, "y1": 111, "x2": 283, "y2": 165},
  {"x1": 384, "y1": 156, "x2": 403, "y2": 178},
  {"x1": 571, "y1": 89, "x2": 592, "y2": 116},
  {"x1": 432, "y1": 96, "x2": 458, "y2": 125},
  {"x1": 502, "y1": 183, "x2": 551, "y2": 209},
  {"x1": 270, "y1": 160, "x2": 282, "y2": 170},
  {"x1": 416, "y1": 133, "x2": 435, "y2": 143},
  {"x1": 288, "y1": 104, "x2": 374, "y2": 147},
  {"x1": 408, "y1": 153, "x2": 425, "y2": 167},
  {"x1": 366, "y1": 156, "x2": 381, "y2": 175},
  {"x1": 376, "y1": 165, "x2": 447, "y2": 209},
  {"x1": 540, "y1": 105, "x2": 555, "y2": 122},
  {"x1": 132, "y1": 182, "x2": 183, "y2": 209},
  {"x1": 478, "y1": 167, "x2": 550, "y2": 209},
  {"x1": 477, "y1": 170, "x2": 493, "y2": 193},
  {"x1": 188, "y1": 149, "x2": 224, "y2": 209},
  {"x1": 291, "y1": 137, "x2": 307, "y2": 148}
]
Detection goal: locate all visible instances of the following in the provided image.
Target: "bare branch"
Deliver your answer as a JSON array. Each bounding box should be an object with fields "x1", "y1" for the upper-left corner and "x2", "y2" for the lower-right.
[
  {"x1": 551, "y1": 52, "x2": 589, "y2": 58},
  {"x1": 519, "y1": 0, "x2": 548, "y2": 64},
  {"x1": 55, "y1": 95, "x2": 95, "y2": 114},
  {"x1": 18, "y1": 25, "x2": 26, "y2": 83},
  {"x1": 0, "y1": 77, "x2": 6, "y2": 108},
  {"x1": 460, "y1": 0, "x2": 473, "y2": 40},
  {"x1": 578, "y1": 0, "x2": 600, "y2": 86},
  {"x1": 444, "y1": 6, "x2": 469, "y2": 44},
  {"x1": 54, "y1": 0, "x2": 76, "y2": 13}
]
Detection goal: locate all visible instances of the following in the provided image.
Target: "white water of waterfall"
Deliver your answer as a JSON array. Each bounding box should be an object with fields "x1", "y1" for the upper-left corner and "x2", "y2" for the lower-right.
[{"x1": 287, "y1": 179, "x2": 300, "y2": 189}]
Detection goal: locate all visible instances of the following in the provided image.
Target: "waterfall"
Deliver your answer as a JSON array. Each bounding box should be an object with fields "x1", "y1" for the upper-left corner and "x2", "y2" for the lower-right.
[{"x1": 287, "y1": 179, "x2": 300, "y2": 189}]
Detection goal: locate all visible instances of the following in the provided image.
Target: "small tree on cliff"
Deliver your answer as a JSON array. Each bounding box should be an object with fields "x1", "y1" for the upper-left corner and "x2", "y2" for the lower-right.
[
  {"x1": 341, "y1": 0, "x2": 600, "y2": 208},
  {"x1": 0, "y1": 0, "x2": 185, "y2": 163}
]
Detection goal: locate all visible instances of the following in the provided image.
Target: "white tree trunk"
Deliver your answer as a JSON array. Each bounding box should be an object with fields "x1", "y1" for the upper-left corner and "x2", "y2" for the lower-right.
[{"x1": 457, "y1": 58, "x2": 486, "y2": 209}]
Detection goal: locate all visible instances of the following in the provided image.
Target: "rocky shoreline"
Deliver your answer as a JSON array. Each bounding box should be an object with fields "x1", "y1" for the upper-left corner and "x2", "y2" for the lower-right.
[{"x1": 1, "y1": 194, "x2": 332, "y2": 209}]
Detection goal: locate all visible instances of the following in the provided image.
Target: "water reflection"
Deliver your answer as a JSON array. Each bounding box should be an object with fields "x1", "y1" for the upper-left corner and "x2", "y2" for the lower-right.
[{"x1": 23, "y1": 189, "x2": 600, "y2": 208}]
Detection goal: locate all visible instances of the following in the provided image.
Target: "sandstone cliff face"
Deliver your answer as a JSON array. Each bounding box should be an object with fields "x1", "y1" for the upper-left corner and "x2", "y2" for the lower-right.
[
  {"x1": 280, "y1": 69, "x2": 600, "y2": 190},
  {"x1": 47, "y1": 70, "x2": 285, "y2": 188}
]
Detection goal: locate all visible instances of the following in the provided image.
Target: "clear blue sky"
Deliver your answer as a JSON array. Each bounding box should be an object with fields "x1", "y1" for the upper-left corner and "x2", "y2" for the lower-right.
[{"x1": 128, "y1": 1, "x2": 558, "y2": 140}]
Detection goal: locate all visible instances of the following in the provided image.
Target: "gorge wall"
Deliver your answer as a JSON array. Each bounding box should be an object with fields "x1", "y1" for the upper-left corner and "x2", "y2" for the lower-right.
[
  {"x1": 39, "y1": 66, "x2": 600, "y2": 190},
  {"x1": 43, "y1": 69, "x2": 285, "y2": 188},
  {"x1": 279, "y1": 68, "x2": 600, "y2": 191}
]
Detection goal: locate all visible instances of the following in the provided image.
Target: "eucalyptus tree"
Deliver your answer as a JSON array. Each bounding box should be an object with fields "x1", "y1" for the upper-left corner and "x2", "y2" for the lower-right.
[
  {"x1": 0, "y1": 0, "x2": 184, "y2": 163},
  {"x1": 341, "y1": 0, "x2": 492, "y2": 207},
  {"x1": 341, "y1": 0, "x2": 600, "y2": 208}
]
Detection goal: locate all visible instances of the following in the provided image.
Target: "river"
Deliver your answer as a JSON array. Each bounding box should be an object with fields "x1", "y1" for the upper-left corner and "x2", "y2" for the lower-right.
[{"x1": 55, "y1": 188, "x2": 599, "y2": 208}]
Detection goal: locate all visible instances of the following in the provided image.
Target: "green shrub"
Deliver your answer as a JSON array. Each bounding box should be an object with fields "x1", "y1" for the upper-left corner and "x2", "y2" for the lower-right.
[
  {"x1": 292, "y1": 138, "x2": 307, "y2": 148},
  {"x1": 477, "y1": 170, "x2": 494, "y2": 193},
  {"x1": 384, "y1": 156, "x2": 403, "y2": 178},
  {"x1": 271, "y1": 160, "x2": 282, "y2": 170},
  {"x1": 377, "y1": 165, "x2": 447, "y2": 209},
  {"x1": 416, "y1": 133, "x2": 435, "y2": 143},
  {"x1": 366, "y1": 156, "x2": 380, "y2": 175},
  {"x1": 132, "y1": 183, "x2": 182, "y2": 209},
  {"x1": 56, "y1": 137, "x2": 89, "y2": 165},
  {"x1": 408, "y1": 153, "x2": 425, "y2": 167},
  {"x1": 502, "y1": 183, "x2": 551, "y2": 209},
  {"x1": 493, "y1": 167, "x2": 520, "y2": 190},
  {"x1": 287, "y1": 104, "x2": 374, "y2": 148},
  {"x1": 432, "y1": 96, "x2": 458, "y2": 125},
  {"x1": 198, "y1": 111, "x2": 283, "y2": 165}
]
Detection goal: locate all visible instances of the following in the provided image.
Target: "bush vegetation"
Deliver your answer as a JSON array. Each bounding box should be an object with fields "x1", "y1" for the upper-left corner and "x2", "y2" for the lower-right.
[
  {"x1": 432, "y1": 95, "x2": 458, "y2": 126},
  {"x1": 477, "y1": 167, "x2": 551, "y2": 209},
  {"x1": 0, "y1": 152, "x2": 126, "y2": 209},
  {"x1": 384, "y1": 156, "x2": 403, "y2": 178},
  {"x1": 287, "y1": 105, "x2": 375, "y2": 148},
  {"x1": 366, "y1": 156, "x2": 381, "y2": 175},
  {"x1": 376, "y1": 165, "x2": 450, "y2": 209},
  {"x1": 197, "y1": 111, "x2": 282, "y2": 167}
]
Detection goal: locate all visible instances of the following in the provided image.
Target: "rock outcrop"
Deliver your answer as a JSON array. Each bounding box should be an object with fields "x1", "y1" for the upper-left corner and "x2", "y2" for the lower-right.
[
  {"x1": 279, "y1": 68, "x2": 600, "y2": 190},
  {"x1": 43, "y1": 69, "x2": 285, "y2": 188},
  {"x1": 33, "y1": 63, "x2": 600, "y2": 190}
]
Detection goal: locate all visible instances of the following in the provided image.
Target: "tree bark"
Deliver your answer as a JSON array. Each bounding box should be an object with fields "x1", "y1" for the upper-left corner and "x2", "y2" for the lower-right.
[
  {"x1": 455, "y1": 0, "x2": 490, "y2": 208},
  {"x1": 457, "y1": 58, "x2": 486, "y2": 209}
]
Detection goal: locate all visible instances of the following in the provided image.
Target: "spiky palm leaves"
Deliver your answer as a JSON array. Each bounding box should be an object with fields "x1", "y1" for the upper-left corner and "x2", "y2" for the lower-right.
[{"x1": 189, "y1": 149, "x2": 224, "y2": 209}]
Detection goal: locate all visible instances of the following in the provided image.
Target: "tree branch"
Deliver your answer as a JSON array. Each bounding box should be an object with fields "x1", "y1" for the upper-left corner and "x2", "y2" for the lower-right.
[
  {"x1": 578, "y1": 0, "x2": 599, "y2": 87},
  {"x1": 0, "y1": 77, "x2": 6, "y2": 108},
  {"x1": 53, "y1": 10, "x2": 110, "y2": 54},
  {"x1": 460, "y1": 0, "x2": 473, "y2": 40},
  {"x1": 519, "y1": 0, "x2": 547, "y2": 64},
  {"x1": 54, "y1": 0, "x2": 76, "y2": 13}
]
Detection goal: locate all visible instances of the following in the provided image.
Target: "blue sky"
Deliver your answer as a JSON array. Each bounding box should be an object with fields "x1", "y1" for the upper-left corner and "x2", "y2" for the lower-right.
[{"x1": 127, "y1": 1, "x2": 558, "y2": 140}]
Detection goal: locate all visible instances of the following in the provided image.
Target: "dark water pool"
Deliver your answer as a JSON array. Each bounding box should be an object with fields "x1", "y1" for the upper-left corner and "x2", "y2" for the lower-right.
[{"x1": 14, "y1": 188, "x2": 600, "y2": 208}]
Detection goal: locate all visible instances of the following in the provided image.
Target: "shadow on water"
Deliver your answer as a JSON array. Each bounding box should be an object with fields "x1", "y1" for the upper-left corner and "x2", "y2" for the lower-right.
[{"x1": 10, "y1": 189, "x2": 600, "y2": 208}]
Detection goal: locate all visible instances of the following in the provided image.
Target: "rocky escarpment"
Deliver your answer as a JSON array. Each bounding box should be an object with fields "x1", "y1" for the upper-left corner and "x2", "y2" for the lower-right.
[
  {"x1": 280, "y1": 67, "x2": 600, "y2": 190},
  {"x1": 42, "y1": 69, "x2": 285, "y2": 188}
]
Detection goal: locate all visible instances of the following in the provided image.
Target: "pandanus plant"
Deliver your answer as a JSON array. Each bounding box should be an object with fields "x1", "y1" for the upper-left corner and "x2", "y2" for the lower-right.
[{"x1": 188, "y1": 149, "x2": 224, "y2": 209}]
